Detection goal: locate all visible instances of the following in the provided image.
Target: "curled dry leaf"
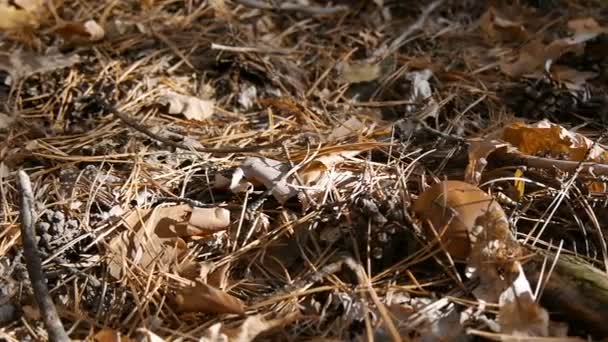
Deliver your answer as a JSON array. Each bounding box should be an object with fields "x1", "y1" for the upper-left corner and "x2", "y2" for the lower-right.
[
  {"x1": 468, "y1": 209, "x2": 522, "y2": 302},
  {"x1": 0, "y1": 113, "x2": 14, "y2": 130},
  {"x1": 326, "y1": 117, "x2": 365, "y2": 142},
  {"x1": 498, "y1": 263, "x2": 549, "y2": 338},
  {"x1": 233, "y1": 157, "x2": 298, "y2": 203},
  {"x1": 174, "y1": 281, "x2": 245, "y2": 315},
  {"x1": 54, "y1": 19, "x2": 105, "y2": 43},
  {"x1": 338, "y1": 60, "x2": 382, "y2": 83},
  {"x1": 0, "y1": 50, "x2": 80, "y2": 81},
  {"x1": 299, "y1": 150, "x2": 361, "y2": 185},
  {"x1": 549, "y1": 65, "x2": 597, "y2": 90},
  {"x1": 92, "y1": 329, "x2": 136, "y2": 342},
  {"x1": 500, "y1": 17, "x2": 608, "y2": 77},
  {"x1": 160, "y1": 90, "x2": 215, "y2": 121},
  {"x1": 465, "y1": 138, "x2": 511, "y2": 185},
  {"x1": 479, "y1": 6, "x2": 528, "y2": 44},
  {"x1": 413, "y1": 180, "x2": 508, "y2": 261},
  {"x1": 501, "y1": 120, "x2": 608, "y2": 162},
  {"x1": 200, "y1": 314, "x2": 298, "y2": 342},
  {"x1": 0, "y1": 0, "x2": 44, "y2": 30},
  {"x1": 108, "y1": 204, "x2": 230, "y2": 278}
]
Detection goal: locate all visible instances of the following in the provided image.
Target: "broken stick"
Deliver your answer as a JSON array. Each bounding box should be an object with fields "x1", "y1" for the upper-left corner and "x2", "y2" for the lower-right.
[{"x1": 18, "y1": 170, "x2": 69, "y2": 342}]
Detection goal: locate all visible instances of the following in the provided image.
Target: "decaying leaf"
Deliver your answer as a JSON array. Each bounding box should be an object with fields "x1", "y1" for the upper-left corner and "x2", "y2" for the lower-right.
[
  {"x1": 136, "y1": 329, "x2": 164, "y2": 342},
  {"x1": 326, "y1": 117, "x2": 365, "y2": 142},
  {"x1": 467, "y1": 209, "x2": 522, "y2": 302},
  {"x1": 299, "y1": 150, "x2": 361, "y2": 185},
  {"x1": 338, "y1": 60, "x2": 382, "y2": 83},
  {"x1": 501, "y1": 120, "x2": 608, "y2": 162},
  {"x1": 549, "y1": 65, "x2": 597, "y2": 90},
  {"x1": 404, "y1": 69, "x2": 439, "y2": 120},
  {"x1": 92, "y1": 329, "x2": 137, "y2": 342},
  {"x1": 200, "y1": 314, "x2": 297, "y2": 342},
  {"x1": 232, "y1": 157, "x2": 297, "y2": 203},
  {"x1": 174, "y1": 281, "x2": 245, "y2": 314},
  {"x1": 0, "y1": 50, "x2": 80, "y2": 81},
  {"x1": 501, "y1": 18, "x2": 608, "y2": 77},
  {"x1": 160, "y1": 90, "x2": 215, "y2": 121},
  {"x1": 107, "y1": 204, "x2": 230, "y2": 278},
  {"x1": 464, "y1": 138, "x2": 511, "y2": 184},
  {"x1": 498, "y1": 263, "x2": 549, "y2": 338},
  {"x1": 54, "y1": 19, "x2": 106, "y2": 43},
  {"x1": 0, "y1": 0, "x2": 44, "y2": 30},
  {"x1": 479, "y1": 6, "x2": 528, "y2": 43},
  {"x1": 0, "y1": 113, "x2": 14, "y2": 130}
]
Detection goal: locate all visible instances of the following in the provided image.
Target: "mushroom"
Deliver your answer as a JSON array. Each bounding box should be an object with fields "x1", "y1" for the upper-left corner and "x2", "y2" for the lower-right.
[{"x1": 413, "y1": 180, "x2": 507, "y2": 261}]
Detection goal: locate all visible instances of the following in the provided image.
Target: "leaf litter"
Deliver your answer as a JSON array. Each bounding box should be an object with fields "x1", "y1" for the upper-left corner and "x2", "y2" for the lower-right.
[{"x1": 2, "y1": 1, "x2": 608, "y2": 341}]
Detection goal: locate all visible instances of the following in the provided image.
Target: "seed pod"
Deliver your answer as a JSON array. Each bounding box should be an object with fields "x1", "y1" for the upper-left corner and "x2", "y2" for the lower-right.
[{"x1": 413, "y1": 180, "x2": 507, "y2": 261}]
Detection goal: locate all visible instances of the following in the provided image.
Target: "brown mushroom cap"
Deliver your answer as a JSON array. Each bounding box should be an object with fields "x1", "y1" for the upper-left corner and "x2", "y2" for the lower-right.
[{"x1": 413, "y1": 180, "x2": 506, "y2": 261}]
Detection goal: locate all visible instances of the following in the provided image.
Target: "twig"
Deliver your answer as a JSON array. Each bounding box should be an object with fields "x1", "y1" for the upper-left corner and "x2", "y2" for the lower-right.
[
  {"x1": 503, "y1": 153, "x2": 608, "y2": 176},
  {"x1": 101, "y1": 100, "x2": 289, "y2": 154},
  {"x1": 211, "y1": 43, "x2": 295, "y2": 55},
  {"x1": 18, "y1": 170, "x2": 69, "y2": 342},
  {"x1": 235, "y1": 0, "x2": 348, "y2": 15},
  {"x1": 387, "y1": 0, "x2": 444, "y2": 55}
]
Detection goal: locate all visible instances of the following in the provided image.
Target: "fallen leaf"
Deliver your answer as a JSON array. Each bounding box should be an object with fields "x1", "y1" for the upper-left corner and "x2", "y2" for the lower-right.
[
  {"x1": 0, "y1": 50, "x2": 80, "y2": 81},
  {"x1": 339, "y1": 60, "x2": 381, "y2": 83},
  {"x1": 174, "y1": 281, "x2": 245, "y2": 314},
  {"x1": 0, "y1": 113, "x2": 14, "y2": 130},
  {"x1": 54, "y1": 19, "x2": 105, "y2": 43},
  {"x1": 468, "y1": 209, "x2": 522, "y2": 302},
  {"x1": 479, "y1": 6, "x2": 528, "y2": 43},
  {"x1": 498, "y1": 263, "x2": 549, "y2": 338},
  {"x1": 299, "y1": 150, "x2": 361, "y2": 185},
  {"x1": 135, "y1": 329, "x2": 164, "y2": 342},
  {"x1": 238, "y1": 85, "x2": 257, "y2": 109},
  {"x1": 549, "y1": 65, "x2": 597, "y2": 90},
  {"x1": 160, "y1": 90, "x2": 215, "y2": 121},
  {"x1": 501, "y1": 18, "x2": 608, "y2": 77},
  {"x1": 200, "y1": 314, "x2": 298, "y2": 342},
  {"x1": 233, "y1": 157, "x2": 298, "y2": 203},
  {"x1": 464, "y1": 138, "x2": 511, "y2": 185},
  {"x1": 501, "y1": 120, "x2": 608, "y2": 162},
  {"x1": 209, "y1": 0, "x2": 232, "y2": 21},
  {"x1": 513, "y1": 168, "x2": 525, "y2": 199},
  {"x1": 108, "y1": 204, "x2": 229, "y2": 278},
  {"x1": 326, "y1": 117, "x2": 365, "y2": 142},
  {"x1": 566, "y1": 17, "x2": 607, "y2": 41},
  {"x1": 92, "y1": 329, "x2": 137, "y2": 342},
  {"x1": 0, "y1": 0, "x2": 44, "y2": 30},
  {"x1": 404, "y1": 69, "x2": 439, "y2": 120}
]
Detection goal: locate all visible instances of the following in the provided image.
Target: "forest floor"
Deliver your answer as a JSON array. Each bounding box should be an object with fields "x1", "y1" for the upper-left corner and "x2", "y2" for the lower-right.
[{"x1": 2, "y1": 0, "x2": 608, "y2": 341}]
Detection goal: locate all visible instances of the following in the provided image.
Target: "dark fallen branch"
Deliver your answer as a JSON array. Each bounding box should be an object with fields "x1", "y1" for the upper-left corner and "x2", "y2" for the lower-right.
[
  {"x1": 99, "y1": 100, "x2": 289, "y2": 154},
  {"x1": 525, "y1": 249, "x2": 608, "y2": 337},
  {"x1": 18, "y1": 170, "x2": 69, "y2": 342},
  {"x1": 498, "y1": 153, "x2": 608, "y2": 176},
  {"x1": 235, "y1": 0, "x2": 348, "y2": 15}
]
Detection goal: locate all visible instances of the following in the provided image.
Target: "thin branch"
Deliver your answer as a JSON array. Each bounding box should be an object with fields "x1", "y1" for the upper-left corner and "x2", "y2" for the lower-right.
[
  {"x1": 235, "y1": 0, "x2": 348, "y2": 15},
  {"x1": 387, "y1": 0, "x2": 444, "y2": 55},
  {"x1": 101, "y1": 100, "x2": 290, "y2": 154},
  {"x1": 18, "y1": 170, "x2": 69, "y2": 342}
]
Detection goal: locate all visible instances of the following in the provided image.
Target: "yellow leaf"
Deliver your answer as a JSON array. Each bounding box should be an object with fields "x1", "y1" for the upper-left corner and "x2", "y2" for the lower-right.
[
  {"x1": 514, "y1": 169, "x2": 525, "y2": 199},
  {"x1": 0, "y1": 5, "x2": 37, "y2": 30}
]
